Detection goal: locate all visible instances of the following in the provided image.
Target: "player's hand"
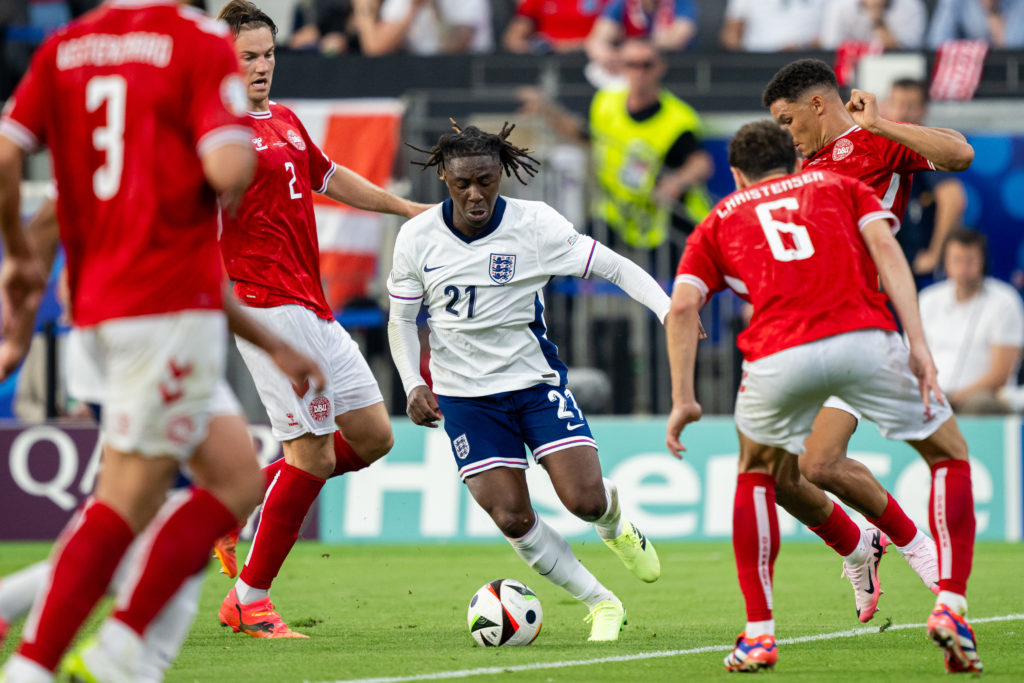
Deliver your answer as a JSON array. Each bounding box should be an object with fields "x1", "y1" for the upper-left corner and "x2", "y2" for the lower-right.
[
  {"x1": 697, "y1": 319, "x2": 707, "y2": 340},
  {"x1": 0, "y1": 255, "x2": 46, "y2": 381},
  {"x1": 269, "y1": 344, "x2": 325, "y2": 397},
  {"x1": 908, "y1": 343, "x2": 944, "y2": 420},
  {"x1": 407, "y1": 385, "x2": 442, "y2": 428},
  {"x1": 666, "y1": 400, "x2": 702, "y2": 459},
  {"x1": 846, "y1": 89, "x2": 881, "y2": 132}
]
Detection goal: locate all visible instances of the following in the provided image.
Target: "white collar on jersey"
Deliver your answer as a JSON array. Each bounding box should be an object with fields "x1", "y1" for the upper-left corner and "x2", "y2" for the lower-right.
[
  {"x1": 836, "y1": 125, "x2": 860, "y2": 140},
  {"x1": 248, "y1": 101, "x2": 277, "y2": 119}
]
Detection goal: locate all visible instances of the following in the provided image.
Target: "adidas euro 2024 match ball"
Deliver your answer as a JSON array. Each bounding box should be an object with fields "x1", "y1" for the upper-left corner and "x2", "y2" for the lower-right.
[{"x1": 467, "y1": 579, "x2": 543, "y2": 646}]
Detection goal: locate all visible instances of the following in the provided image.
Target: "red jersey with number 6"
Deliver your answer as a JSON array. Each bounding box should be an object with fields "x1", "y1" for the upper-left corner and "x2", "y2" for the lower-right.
[
  {"x1": 676, "y1": 169, "x2": 899, "y2": 361},
  {"x1": 219, "y1": 102, "x2": 336, "y2": 320},
  {"x1": 803, "y1": 125, "x2": 934, "y2": 224},
  {"x1": 0, "y1": 0, "x2": 250, "y2": 326}
]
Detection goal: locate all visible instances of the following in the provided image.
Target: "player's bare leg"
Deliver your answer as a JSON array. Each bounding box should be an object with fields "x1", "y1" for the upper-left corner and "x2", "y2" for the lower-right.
[
  {"x1": 333, "y1": 400, "x2": 394, "y2": 474},
  {"x1": 725, "y1": 432, "x2": 782, "y2": 672},
  {"x1": 466, "y1": 466, "x2": 623, "y2": 641},
  {"x1": 803, "y1": 407, "x2": 940, "y2": 597},
  {"x1": 906, "y1": 417, "x2": 982, "y2": 672},
  {"x1": 542, "y1": 445, "x2": 660, "y2": 582}
]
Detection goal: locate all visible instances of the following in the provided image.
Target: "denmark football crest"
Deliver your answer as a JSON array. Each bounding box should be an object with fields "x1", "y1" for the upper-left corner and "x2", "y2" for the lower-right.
[
  {"x1": 832, "y1": 138, "x2": 854, "y2": 161},
  {"x1": 489, "y1": 254, "x2": 516, "y2": 284},
  {"x1": 287, "y1": 129, "x2": 306, "y2": 151},
  {"x1": 308, "y1": 396, "x2": 331, "y2": 422}
]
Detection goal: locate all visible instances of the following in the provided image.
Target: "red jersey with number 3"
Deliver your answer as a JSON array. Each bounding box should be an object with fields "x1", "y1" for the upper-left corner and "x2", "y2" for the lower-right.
[
  {"x1": 0, "y1": 1, "x2": 250, "y2": 326},
  {"x1": 219, "y1": 102, "x2": 336, "y2": 320},
  {"x1": 676, "y1": 170, "x2": 899, "y2": 361},
  {"x1": 803, "y1": 125, "x2": 934, "y2": 223}
]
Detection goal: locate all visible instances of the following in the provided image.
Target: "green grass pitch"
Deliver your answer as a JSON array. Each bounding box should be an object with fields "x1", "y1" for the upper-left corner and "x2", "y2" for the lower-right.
[{"x1": 1, "y1": 540, "x2": 1022, "y2": 681}]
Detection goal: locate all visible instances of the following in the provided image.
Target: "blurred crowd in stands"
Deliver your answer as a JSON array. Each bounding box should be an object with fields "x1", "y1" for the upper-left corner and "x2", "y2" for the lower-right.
[{"x1": 3, "y1": 0, "x2": 1022, "y2": 58}]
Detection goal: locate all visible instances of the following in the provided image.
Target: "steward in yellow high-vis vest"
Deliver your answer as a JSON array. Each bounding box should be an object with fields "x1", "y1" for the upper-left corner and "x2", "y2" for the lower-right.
[{"x1": 590, "y1": 87, "x2": 711, "y2": 249}]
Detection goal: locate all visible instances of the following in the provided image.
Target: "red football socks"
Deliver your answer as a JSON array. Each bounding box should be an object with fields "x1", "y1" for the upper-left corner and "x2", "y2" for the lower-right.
[
  {"x1": 733, "y1": 473, "x2": 780, "y2": 622},
  {"x1": 240, "y1": 462, "x2": 325, "y2": 590},
  {"x1": 18, "y1": 500, "x2": 133, "y2": 671},
  {"x1": 866, "y1": 492, "x2": 918, "y2": 547},
  {"x1": 929, "y1": 459, "x2": 975, "y2": 595},
  {"x1": 808, "y1": 501, "x2": 861, "y2": 557},
  {"x1": 331, "y1": 431, "x2": 369, "y2": 477},
  {"x1": 263, "y1": 458, "x2": 285, "y2": 490},
  {"x1": 112, "y1": 488, "x2": 236, "y2": 635}
]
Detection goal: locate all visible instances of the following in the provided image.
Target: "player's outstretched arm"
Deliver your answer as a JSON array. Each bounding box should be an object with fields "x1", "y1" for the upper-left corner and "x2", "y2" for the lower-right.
[
  {"x1": 664, "y1": 283, "x2": 705, "y2": 459},
  {"x1": 0, "y1": 136, "x2": 46, "y2": 381},
  {"x1": 846, "y1": 89, "x2": 974, "y2": 171},
  {"x1": 586, "y1": 242, "x2": 672, "y2": 322},
  {"x1": 323, "y1": 165, "x2": 432, "y2": 219},
  {"x1": 861, "y1": 218, "x2": 943, "y2": 415},
  {"x1": 223, "y1": 289, "x2": 325, "y2": 394},
  {"x1": 387, "y1": 297, "x2": 441, "y2": 427}
]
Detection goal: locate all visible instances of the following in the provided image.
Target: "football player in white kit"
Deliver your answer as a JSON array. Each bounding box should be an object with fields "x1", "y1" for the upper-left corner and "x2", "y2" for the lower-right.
[{"x1": 388, "y1": 122, "x2": 678, "y2": 641}]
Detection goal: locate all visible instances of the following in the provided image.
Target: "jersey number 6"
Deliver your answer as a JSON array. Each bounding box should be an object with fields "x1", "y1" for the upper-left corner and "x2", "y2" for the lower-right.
[{"x1": 755, "y1": 197, "x2": 815, "y2": 262}]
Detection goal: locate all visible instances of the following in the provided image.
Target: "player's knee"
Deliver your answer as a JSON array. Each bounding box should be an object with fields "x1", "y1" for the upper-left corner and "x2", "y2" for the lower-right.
[
  {"x1": 365, "y1": 430, "x2": 394, "y2": 462},
  {"x1": 561, "y1": 488, "x2": 606, "y2": 522},
  {"x1": 491, "y1": 509, "x2": 535, "y2": 538}
]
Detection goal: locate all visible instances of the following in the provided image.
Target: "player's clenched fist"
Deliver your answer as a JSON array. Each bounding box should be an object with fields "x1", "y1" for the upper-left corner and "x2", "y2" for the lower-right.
[
  {"x1": 846, "y1": 89, "x2": 881, "y2": 131},
  {"x1": 407, "y1": 385, "x2": 442, "y2": 428}
]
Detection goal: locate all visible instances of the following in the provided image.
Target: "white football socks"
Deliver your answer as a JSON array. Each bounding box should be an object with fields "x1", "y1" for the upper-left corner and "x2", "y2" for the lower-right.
[
  {"x1": 0, "y1": 561, "x2": 49, "y2": 623},
  {"x1": 593, "y1": 478, "x2": 624, "y2": 540},
  {"x1": 507, "y1": 517, "x2": 615, "y2": 609},
  {"x1": 937, "y1": 591, "x2": 968, "y2": 616},
  {"x1": 843, "y1": 531, "x2": 869, "y2": 565},
  {"x1": 137, "y1": 573, "x2": 204, "y2": 683},
  {"x1": 234, "y1": 578, "x2": 269, "y2": 605},
  {"x1": 745, "y1": 619, "x2": 775, "y2": 638},
  {"x1": 896, "y1": 527, "x2": 930, "y2": 553}
]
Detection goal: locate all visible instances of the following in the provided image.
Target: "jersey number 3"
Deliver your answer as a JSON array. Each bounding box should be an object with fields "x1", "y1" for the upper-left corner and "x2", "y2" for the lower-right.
[
  {"x1": 87, "y1": 75, "x2": 127, "y2": 200},
  {"x1": 755, "y1": 198, "x2": 815, "y2": 262}
]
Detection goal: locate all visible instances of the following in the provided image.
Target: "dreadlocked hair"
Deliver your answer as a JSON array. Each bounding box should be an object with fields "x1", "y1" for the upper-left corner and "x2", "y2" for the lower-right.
[{"x1": 409, "y1": 119, "x2": 540, "y2": 185}]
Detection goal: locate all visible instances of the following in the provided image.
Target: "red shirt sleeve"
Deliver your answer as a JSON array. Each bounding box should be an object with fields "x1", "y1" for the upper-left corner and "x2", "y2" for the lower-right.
[
  {"x1": 188, "y1": 33, "x2": 250, "y2": 157},
  {"x1": 880, "y1": 127, "x2": 935, "y2": 174},
  {"x1": 296, "y1": 117, "x2": 335, "y2": 194},
  {"x1": 0, "y1": 39, "x2": 55, "y2": 151},
  {"x1": 675, "y1": 218, "x2": 725, "y2": 303},
  {"x1": 848, "y1": 176, "x2": 898, "y2": 232}
]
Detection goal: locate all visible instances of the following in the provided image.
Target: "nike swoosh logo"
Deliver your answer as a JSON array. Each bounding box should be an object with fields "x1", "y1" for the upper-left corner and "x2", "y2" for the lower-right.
[
  {"x1": 424, "y1": 265, "x2": 445, "y2": 272},
  {"x1": 567, "y1": 423, "x2": 585, "y2": 431},
  {"x1": 865, "y1": 532, "x2": 885, "y2": 595}
]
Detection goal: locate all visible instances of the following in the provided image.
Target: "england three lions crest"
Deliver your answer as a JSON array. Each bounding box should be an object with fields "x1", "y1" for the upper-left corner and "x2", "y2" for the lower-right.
[{"x1": 489, "y1": 253, "x2": 516, "y2": 284}]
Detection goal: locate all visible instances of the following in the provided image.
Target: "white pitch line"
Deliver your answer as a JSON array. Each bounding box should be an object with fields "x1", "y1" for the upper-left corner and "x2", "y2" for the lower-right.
[{"x1": 316, "y1": 613, "x2": 1024, "y2": 683}]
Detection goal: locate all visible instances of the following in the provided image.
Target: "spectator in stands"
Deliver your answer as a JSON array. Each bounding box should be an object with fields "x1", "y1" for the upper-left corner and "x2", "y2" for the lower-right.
[
  {"x1": 928, "y1": 0, "x2": 1024, "y2": 49},
  {"x1": 586, "y1": 0, "x2": 697, "y2": 74},
  {"x1": 882, "y1": 78, "x2": 967, "y2": 288},
  {"x1": 290, "y1": 0, "x2": 354, "y2": 55},
  {"x1": 919, "y1": 229, "x2": 1024, "y2": 414},
  {"x1": 520, "y1": 38, "x2": 712, "y2": 262},
  {"x1": 353, "y1": 0, "x2": 493, "y2": 56},
  {"x1": 821, "y1": 0, "x2": 927, "y2": 50},
  {"x1": 503, "y1": 0, "x2": 608, "y2": 53},
  {"x1": 720, "y1": 0, "x2": 827, "y2": 52}
]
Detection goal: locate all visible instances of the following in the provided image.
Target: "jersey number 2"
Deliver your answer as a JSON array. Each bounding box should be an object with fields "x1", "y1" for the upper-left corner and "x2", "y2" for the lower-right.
[
  {"x1": 284, "y1": 162, "x2": 303, "y2": 199},
  {"x1": 86, "y1": 76, "x2": 126, "y2": 200},
  {"x1": 755, "y1": 198, "x2": 814, "y2": 262}
]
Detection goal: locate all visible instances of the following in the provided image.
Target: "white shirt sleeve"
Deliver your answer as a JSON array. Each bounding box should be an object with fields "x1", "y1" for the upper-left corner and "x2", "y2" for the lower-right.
[
  {"x1": 388, "y1": 299, "x2": 427, "y2": 395},
  {"x1": 725, "y1": 0, "x2": 751, "y2": 21},
  {"x1": 991, "y1": 284, "x2": 1024, "y2": 348},
  {"x1": 534, "y1": 204, "x2": 599, "y2": 277},
  {"x1": 438, "y1": 0, "x2": 485, "y2": 26},
  {"x1": 587, "y1": 242, "x2": 672, "y2": 324}
]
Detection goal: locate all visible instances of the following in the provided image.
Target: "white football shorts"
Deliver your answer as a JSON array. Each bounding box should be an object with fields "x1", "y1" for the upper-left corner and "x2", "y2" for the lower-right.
[
  {"x1": 735, "y1": 328, "x2": 953, "y2": 454},
  {"x1": 68, "y1": 311, "x2": 234, "y2": 460},
  {"x1": 234, "y1": 304, "x2": 383, "y2": 441}
]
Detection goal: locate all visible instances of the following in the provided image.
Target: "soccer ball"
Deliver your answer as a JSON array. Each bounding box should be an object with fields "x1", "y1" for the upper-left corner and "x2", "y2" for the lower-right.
[{"x1": 467, "y1": 579, "x2": 543, "y2": 646}]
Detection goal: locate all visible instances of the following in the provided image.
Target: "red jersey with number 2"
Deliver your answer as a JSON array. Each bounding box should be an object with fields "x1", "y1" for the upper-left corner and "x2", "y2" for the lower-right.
[
  {"x1": 219, "y1": 102, "x2": 336, "y2": 320},
  {"x1": 0, "y1": 1, "x2": 250, "y2": 326},
  {"x1": 803, "y1": 125, "x2": 934, "y2": 223},
  {"x1": 676, "y1": 170, "x2": 899, "y2": 361}
]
